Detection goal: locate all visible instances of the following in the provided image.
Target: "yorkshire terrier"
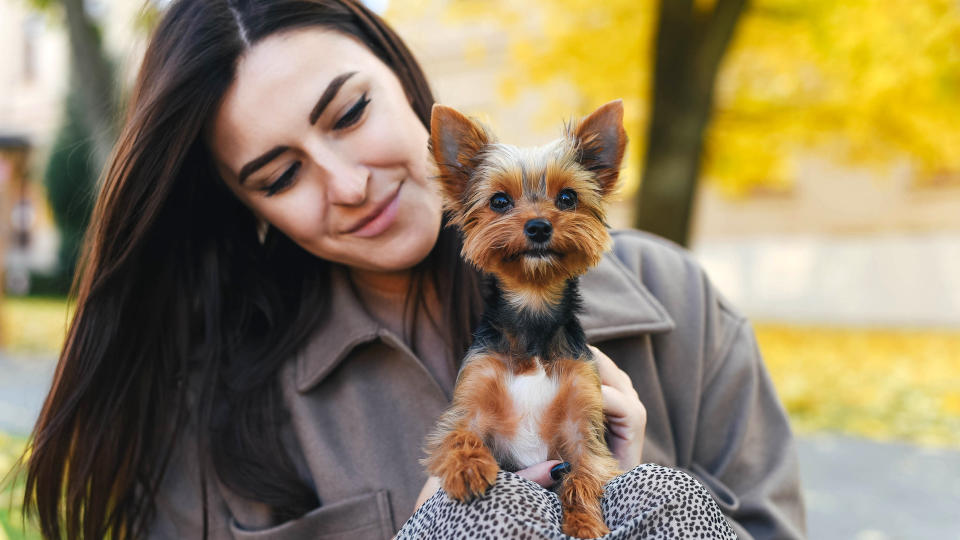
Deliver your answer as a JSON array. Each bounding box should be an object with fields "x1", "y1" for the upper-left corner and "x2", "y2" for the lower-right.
[{"x1": 423, "y1": 100, "x2": 628, "y2": 538}]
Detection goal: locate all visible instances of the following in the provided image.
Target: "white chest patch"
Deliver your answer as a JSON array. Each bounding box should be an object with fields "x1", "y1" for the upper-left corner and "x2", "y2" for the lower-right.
[{"x1": 502, "y1": 362, "x2": 559, "y2": 469}]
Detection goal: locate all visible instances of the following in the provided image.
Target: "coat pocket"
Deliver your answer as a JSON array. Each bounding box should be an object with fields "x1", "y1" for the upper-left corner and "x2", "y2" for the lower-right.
[{"x1": 229, "y1": 490, "x2": 394, "y2": 540}]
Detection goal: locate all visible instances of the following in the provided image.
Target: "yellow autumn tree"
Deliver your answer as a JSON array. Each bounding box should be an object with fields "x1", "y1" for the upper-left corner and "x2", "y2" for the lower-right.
[
  {"x1": 390, "y1": 0, "x2": 960, "y2": 245},
  {"x1": 714, "y1": 0, "x2": 960, "y2": 194}
]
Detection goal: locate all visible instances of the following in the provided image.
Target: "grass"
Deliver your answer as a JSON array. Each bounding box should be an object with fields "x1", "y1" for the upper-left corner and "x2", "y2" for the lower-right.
[
  {"x1": 0, "y1": 296, "x2": 71, "y2": 356},
  {"x1": 0, "y1": 434, "x2": 36, "y2": 540}
]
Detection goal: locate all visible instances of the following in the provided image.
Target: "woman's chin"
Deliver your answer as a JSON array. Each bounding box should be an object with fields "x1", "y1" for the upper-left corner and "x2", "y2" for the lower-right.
[{"x1": 342, "y1": 232, "x2": 439, "y2": 273}]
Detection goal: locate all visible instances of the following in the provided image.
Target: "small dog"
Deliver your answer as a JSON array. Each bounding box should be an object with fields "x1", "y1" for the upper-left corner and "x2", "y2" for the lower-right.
[{"x1": 423, "y1": 100, "x2": 628, "y2": 538}]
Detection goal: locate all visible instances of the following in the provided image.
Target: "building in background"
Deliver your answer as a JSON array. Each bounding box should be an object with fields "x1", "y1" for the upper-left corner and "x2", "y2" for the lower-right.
[{"x1": 0, "y1": 135, "x2": 30, "y2": 310}]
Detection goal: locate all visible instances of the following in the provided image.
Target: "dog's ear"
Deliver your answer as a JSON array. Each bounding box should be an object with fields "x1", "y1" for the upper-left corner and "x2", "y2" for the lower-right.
[
  {"x1": 430, "y1": 104, "x2": 492, "y2": 207},
  {"x1": 569, "y1": 99, "x2": 627, "y2": 196}
]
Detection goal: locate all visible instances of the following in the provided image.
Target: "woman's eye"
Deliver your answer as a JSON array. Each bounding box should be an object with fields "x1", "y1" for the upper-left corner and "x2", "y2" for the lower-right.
[
  {"x1": 490, "y1": 192, "x2": 513, "y2": 212},
  {"x1": 263, "y1": 161, "x2": 302, "y2": 197},
  {"x1": 333, "y1": 93, "x2": 370, "y2": 130},
  {"x1": 556, "y1": 189, "x2": 577, "y2": 210}
]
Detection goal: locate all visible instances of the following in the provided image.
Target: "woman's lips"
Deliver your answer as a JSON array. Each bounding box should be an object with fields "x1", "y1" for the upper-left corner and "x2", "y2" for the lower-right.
[{"x1": 344, "y1": 183, "x2": 403, "y2": 238}]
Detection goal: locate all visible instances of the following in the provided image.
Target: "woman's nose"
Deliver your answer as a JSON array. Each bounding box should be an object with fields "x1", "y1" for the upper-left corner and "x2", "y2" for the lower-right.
[
  {"x1": 309, "y1": 143, "x2": 369, "y2": 206},
  {"x1": 326, "y1": 166, "x2": 369, "y2": 206}
]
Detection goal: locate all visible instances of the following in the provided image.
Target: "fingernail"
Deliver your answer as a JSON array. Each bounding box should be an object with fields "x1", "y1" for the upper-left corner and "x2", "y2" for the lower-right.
[{"x1": 550, "y1": 462, "x2": 571, "y2": 481}]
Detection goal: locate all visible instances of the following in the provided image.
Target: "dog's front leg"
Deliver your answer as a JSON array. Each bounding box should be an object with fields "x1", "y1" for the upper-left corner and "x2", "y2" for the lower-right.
[
  {"x1": 423, "y1": 353, "x2": 513, "y2": 501},
  {"x1": 545, "y1": 358, "x2": 622, "y2": 538}
]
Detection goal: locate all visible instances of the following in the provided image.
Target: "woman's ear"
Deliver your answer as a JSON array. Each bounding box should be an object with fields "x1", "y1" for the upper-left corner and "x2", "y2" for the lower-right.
[
  {"x1": 429, "y1": 104, "x2": 492, "y2": 207},
  {"x1": 256, "y1": 217, "x2": 269, "y2": 245},
  {"x1": 569, "y1": 99, "x2": 628, "y2": 197}
]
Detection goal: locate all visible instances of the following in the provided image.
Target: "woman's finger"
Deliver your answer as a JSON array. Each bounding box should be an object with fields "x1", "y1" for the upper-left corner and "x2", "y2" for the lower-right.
[
  {"x1": 601, "y1": 384, "x2": 634, "y2": 423},
  {"x1": 590, "y1": 345, "x2": 634, "y2": 395},
  {"x1": 602, "y1": 384, "x2": 647, "y2": 434},
  {"x1": 515, "y1": 459, "x2": 564, "y2": 488}
]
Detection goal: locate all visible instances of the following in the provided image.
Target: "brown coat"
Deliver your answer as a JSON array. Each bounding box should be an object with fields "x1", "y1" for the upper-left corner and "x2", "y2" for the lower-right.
[{"x1": 148, "y1": 230, "x2": 806, "y2": 539}]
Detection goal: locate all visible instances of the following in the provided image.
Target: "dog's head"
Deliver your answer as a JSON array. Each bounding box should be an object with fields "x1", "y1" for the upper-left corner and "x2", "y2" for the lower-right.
[{"x1": 430, "y1": 100, "x2": 627, "y2": 289}]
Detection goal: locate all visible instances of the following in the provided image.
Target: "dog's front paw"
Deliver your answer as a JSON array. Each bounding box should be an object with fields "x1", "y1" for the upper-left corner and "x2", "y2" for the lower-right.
[
  {"x1": 439, "y1": 446, "x2": 498, "y2": 502},
  {"x1": 431, "y1": 430, "x2": 499, "y2": 502}
]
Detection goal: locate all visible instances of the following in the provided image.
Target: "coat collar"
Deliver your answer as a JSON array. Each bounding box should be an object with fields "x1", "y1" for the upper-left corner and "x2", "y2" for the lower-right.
[
  {"x1": 295, "y1": 266, "x2": 381, "y2": 392},
  {"x1": 295, "y1": 251, "x2": 674, "y2": 393},
  {"x1": 579, "y1": 249, "x2": 675, "y2": 341}
]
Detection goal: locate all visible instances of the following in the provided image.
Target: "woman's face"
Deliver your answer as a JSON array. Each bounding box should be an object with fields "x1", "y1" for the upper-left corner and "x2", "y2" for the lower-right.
[{"x1": 208, "y1": 28, "x2": 442, "y2": 273}]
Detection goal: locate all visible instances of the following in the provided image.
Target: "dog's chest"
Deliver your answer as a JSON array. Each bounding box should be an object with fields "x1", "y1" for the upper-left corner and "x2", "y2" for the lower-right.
[{"x1": 496, "y1": 360, "x2": 559, "y2": 469}]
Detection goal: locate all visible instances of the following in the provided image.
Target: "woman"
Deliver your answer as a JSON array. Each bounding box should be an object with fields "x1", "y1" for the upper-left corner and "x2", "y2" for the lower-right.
[{"x1": 22, "y1": 0, "x2": 805, "y2": 538}]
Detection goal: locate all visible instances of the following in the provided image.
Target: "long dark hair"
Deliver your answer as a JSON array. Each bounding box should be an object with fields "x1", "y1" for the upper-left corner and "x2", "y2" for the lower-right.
[{"x1": 21, "y1": 1, "x2": 481, "y2": 537}]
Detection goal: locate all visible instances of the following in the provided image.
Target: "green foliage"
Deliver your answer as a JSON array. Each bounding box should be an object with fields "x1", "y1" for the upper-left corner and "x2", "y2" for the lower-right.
[
  {"x1": 0, "y1": 434, "x2": 40, "y2": 540},
  {"x1": 24, "y1": 0, "x2": 56, "y2": 12},
  {"x1": 134, "y1": 3, "x2": 165, "y2": 35},
  {"x1": 39, "y1": 84, "x2": 97, "y2": 296}
]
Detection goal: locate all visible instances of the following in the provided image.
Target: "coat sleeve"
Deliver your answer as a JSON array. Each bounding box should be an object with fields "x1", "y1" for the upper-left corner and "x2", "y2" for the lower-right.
[{"x1": 687, "y1": 316, "x2": 807, "y2": 540}]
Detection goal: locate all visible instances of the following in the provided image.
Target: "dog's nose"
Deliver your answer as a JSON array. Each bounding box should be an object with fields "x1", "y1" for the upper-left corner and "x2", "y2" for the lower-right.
[{"x1": 524, "y1": 218, "x2": 552, "y2": 243}]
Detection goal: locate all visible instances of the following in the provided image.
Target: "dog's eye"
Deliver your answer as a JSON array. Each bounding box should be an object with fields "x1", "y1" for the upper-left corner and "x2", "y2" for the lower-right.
[
  {"x1": 490, "y1": 192, "x2": 513, "y2": 213},
  {"x1": 556, "y1": 189, "x2": 578, "y2": 210}
]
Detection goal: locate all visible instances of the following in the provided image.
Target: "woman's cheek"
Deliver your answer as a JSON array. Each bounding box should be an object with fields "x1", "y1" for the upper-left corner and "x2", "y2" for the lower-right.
[
  {"x1": 362, "y1": 106, "x2": 428, "y2": 167},
  {"x1": 272, "y1": 187, "x2": 328, "y2": 246}
]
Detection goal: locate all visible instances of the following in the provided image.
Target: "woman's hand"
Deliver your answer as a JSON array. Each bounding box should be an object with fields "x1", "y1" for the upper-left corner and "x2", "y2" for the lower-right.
[
  {"x1": 591, "y1": 345, "x2": 647, "y2": 470},
  {"x1": 412, "y1": 460, "x2": 566, "y2": 512}
]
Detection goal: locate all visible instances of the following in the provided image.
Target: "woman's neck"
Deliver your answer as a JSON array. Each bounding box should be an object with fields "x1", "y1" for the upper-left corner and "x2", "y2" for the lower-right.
[
  {"x1": 350, "y1": 266, "x2": 413, "y2": 300},
  {"x1": 349, "y1": 267, "x2": 411, "y2": 337},
  {"x1": 349, "y1": 265, "x2": 456, "y2": 394}
]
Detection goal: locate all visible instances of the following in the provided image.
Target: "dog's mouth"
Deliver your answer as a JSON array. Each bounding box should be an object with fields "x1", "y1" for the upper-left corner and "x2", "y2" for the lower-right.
[{"x1": 503, "y1": 249, "x2": 564, "y2": 263}]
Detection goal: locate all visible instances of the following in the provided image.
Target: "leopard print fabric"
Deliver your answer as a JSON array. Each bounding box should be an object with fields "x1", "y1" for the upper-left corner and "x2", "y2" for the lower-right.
[{"x1": 397, "y1": 464, "x2": 736, "y2": 539}]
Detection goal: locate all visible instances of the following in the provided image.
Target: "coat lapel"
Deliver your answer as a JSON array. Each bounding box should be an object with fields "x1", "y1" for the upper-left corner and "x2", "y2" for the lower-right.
[
  {"x1": 580, "y1": 249, "x2": 675, "y2": 342},
  {"x1": 295, "y1": 266, "x2": 381, "y2": 393}
]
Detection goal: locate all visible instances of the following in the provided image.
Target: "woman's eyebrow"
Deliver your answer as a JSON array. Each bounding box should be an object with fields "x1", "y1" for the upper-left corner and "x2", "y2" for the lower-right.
[
  {"x1": 309, "y1": 71, "x2": 358, "y2": 125},
  {"x1": 238, "y1": 145, "x2": 289, "y2": 185},
  {"x1": 237, "y1": 72, "x2": 358, "y2": 185}
]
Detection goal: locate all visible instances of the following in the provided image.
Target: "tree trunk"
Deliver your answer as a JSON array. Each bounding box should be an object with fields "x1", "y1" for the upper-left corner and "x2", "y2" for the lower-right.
[
  {"x1": 635, "y1": 0, "x2": 747, "y2": 246},
  {"x1": 61, "y1": 0, "x2": 118, "y2": 172}
]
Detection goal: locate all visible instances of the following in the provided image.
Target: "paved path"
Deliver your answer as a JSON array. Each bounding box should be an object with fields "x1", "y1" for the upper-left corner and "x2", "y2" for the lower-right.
[
  {"x1": 798, "y1": 434, "x2": 960, "y2": 540},
  {"x1": 0, "y1": 352, "x2": 56, "y2": 435},
  {"x1": 2, "y1": 353, "x2": 959, "y2": 538}
]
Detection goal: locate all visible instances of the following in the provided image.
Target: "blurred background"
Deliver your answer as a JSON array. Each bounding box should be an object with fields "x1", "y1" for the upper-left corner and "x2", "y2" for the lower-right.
[{"x1": 1, "y1": 0, "x2": 959, "y2": 538}]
